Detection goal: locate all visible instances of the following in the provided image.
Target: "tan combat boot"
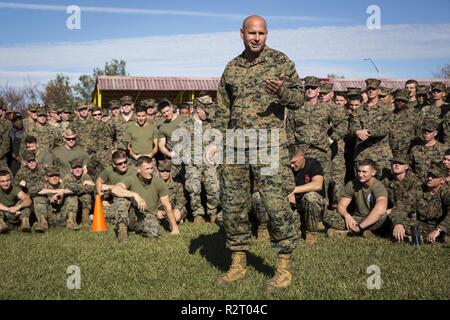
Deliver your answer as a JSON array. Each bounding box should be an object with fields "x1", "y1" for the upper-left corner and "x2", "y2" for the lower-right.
[
  {"x1": 117, "y1": 222, "x2": 128, "y2": 242},
  {"x1": 20, "y1": 216, "x2": 31, "y2": 233},
  {"x1": 265, "y1": 253, "x2": 293, "y2": 293},
  {"x1": 81, "y1": 208, "x2": 90, "y2": 226},
  {"x1": 257, "y1": 223, "x2": 270, "y2": 241},
  {"x1": 66, "y1": 212, "x2": 80, "y2": 231},
  {"x1": 305, "y1": 231, "x2": 318, "y2": 245},
  {"x1": 193, "y1": 215, "x2": 205, "y2": 225},
  {"x1": 34, "y1": 213, "x2": 48, "y2": 233},
  {"x1": 0, "y1": 219, "x2": 9, "y2": 234},
  {"x1": 327, "y1": 228, "x2": 349, "y2": 238},
  {"x1": 215, "y1": 251, "x2": 247, "y2": 285}
]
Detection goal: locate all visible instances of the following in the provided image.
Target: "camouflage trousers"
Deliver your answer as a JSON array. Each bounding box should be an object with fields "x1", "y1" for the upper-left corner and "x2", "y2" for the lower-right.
[
  {"x1": 299, "y1": 144, "x2": 331, "y2": 196},
  {"x1": 0, "y1": 208, "x2": 31, "y2": 229},
  {"x1": 222, "y1": 147, "x2": 299, "y2": 254},
  {"x1": 113, "y1": 197, "x2": 159, "y2": 238},
  {"x1": 323, "y1": 210, "x2": 389, "y2": 231},
  {"x1": 33, "y1": 195, "x2": 78, "y2": 227},
  {"x1": 393, "y1": 218, "x2": 445, "y2": 238},
  {"x1": 185, "y1": 164, "x2": 220, "y2": 217},
  {"x1": 78, "y1": 193, "x2": 92, "y2": 211},
  {"x1": 330, "y1": 140, "x2": 346, "y2": 206},
  {"x1": 254, "y1": 191, "x2": 326, "y2": 232},
  {"x1": 251, "y1": 191, "x2": 269, "y2": 224}
]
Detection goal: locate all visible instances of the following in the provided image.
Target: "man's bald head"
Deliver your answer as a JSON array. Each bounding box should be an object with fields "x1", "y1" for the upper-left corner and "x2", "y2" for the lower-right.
[{"x1": 242, "y1": 15, "x2": 267, "y2": 31}]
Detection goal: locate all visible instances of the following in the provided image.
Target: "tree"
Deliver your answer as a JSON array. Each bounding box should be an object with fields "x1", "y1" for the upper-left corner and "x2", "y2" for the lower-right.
[
  {"x1": 42, "y1": 74, "x2": 75, "y2": 106},
  {"x1": 0, "y1": 80, "x2": 42, "y2": 113},
  {"x1": 73, "y1": 59, "x2": 128, "y2": 101},
  {"x1": 436, "y1": 64, "x2": 450, "y2": 79}
]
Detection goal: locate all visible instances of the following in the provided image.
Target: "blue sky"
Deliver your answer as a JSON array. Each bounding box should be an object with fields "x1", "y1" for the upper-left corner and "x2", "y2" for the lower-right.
[{"x1": 0, "y1": 0, "x2": 449, "y2": 86}]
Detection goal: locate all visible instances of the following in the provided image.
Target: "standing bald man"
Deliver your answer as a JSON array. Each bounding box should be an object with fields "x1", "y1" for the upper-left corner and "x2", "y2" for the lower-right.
[{"x1": 209, "y1": 15, "x2": 303, "y2": 293}]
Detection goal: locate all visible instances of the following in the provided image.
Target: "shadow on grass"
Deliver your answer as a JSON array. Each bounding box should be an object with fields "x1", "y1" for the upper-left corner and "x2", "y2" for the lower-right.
[{"x1": 189, "y1": 226, "x2": 273, "y2": 277}]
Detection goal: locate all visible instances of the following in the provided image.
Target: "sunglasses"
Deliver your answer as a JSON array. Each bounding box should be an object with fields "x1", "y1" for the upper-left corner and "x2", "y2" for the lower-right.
[
  {"x1": 305, "y1": 86, "x2": 318, "y2": 91},
  {"x1": 93, "y1": 113, "x2": 102, "y2": 116},
  {"x1": 64, "y1": 137, "x2": 77, "y2": 141},
  {"x1": 159, "y1": 170, "x2": 171, "y2": 173},
  {"x1": 114, "y1": 160, "x2": 128, "y2": 166}
]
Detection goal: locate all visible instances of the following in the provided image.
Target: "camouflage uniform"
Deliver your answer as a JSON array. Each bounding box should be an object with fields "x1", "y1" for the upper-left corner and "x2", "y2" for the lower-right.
[
  {"x1": 286, "y1": 76, "x2": 347, "y2": 195},
  {"x1": 33, "y1": 180, "x2": 78, "y2": 228},
  {"x1": 0, "y1": 184, "x2": 31, "y2": 230},
  {"x1": 251, "y1": 191, "x2": 269, "y2": 224},
  {"x1": 391, "y1": 165, "x2": 450, "y2": 238},
  {"x1": 420, "y1": 82, "x2": 449, "y2": 143},
  {"x1": 410, "y1": 141, "x2": 447, "y2": 182},
  {"x1": 349, "y1": 81, "x2": 393, "y2": 180},
  {"x1": 0, "y1": 117, "x2": 10, "y2": 169},
  {"x1": 389, "y1": 90, "x2": 421, "y2": 155},
  {"x1": 383, "y1": 171, "x2": 421, "y2": 209},
  {"x1": 212, "y1": 46, "x2": 303, "y2": 253},
  {"x1": 180, "y1": 117, "x2": 220, "y2": 217},
  {"x1": 25, "y1": 108, "x2": 60, "y2": 153},
  {"x1": 158, "y1": 175, "x2": 187, "y2": 219},
  {"x1": 63, "y1": 170, "x2": 95, "y2": 213},
  {"x1": 71, "y1": 114, "x2": 102, "y2": 156}
]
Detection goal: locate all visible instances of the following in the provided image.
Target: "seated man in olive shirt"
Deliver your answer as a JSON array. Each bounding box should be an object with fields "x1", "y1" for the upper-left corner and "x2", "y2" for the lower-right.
[
  {"x1": 111, "y1": 156, "x2": 180, "y2": 242},
  {"x1": 324, "y1": 159, "x2": 389, "y2": 238}
]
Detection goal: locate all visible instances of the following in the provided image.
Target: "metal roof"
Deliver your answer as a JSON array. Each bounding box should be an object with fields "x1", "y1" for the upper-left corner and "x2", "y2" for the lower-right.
[
  {"x1": 96, "y1": 76, "x2": 220, "y2": 91},
  {"x1": 96, "y1": 76, "x2": 450, "y2": 92}
]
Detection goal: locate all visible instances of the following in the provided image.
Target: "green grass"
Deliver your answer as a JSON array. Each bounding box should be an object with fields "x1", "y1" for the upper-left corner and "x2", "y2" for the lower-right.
[{"x1": 0, "y1": 222, "x2": 449, "y2": 300}]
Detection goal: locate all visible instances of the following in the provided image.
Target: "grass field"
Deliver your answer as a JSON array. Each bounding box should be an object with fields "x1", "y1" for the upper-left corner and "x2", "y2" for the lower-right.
[{"x1": 0, "y1": 222, "x2": 449, "y2": 300}]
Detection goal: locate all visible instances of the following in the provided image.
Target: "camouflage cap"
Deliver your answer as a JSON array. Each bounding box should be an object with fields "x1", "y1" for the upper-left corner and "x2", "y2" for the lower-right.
[
  {"x1": 46, "y1": 165, "x2": 60, "y2": 176},
  {"x1": 28, "y1": 103, "x2": 39, "y2": 112},
  {"x1": 102, "y1": 108, "x2": 110, "y2": 116},
  {"x1": 157, "y1": 160, "x2": 172, "y2": 172},
  {"x1": 431, "y1": 81, "x2": 446, "y2": 92},
  {"x1": 22, "y1": 150, "x2": 36, "y2": 162},
  {"x1": 394, "y1": 89, "x2": 410, "y2": 102},
  {"x1": 427, "y1": 162, "x2": 448, "y2": 178},
  {"x1": 69, "y1": 158, "x2": 84, "y2": 169},
  {"x1": 36, "y1": 107, "x2": 47, "y2": 116},
  {"x1": 391, "y1": 152, "x2": 409, "y2": 164},
  {"x1": 303, "y1": 76, "x2": 321, "y2": 88},
  {"x1": 91, "y1": 106, "x2": 102, "y2": 113},
  {"x1": 12, "y1": 112, "x2": 23, "y2": 121},
  {"x1": 120, "y1": 96, "x2": 133, "y2": 106},
  {"x1": 422, "y1": 117, "x2": 439, "y2": 131},
  {"x1": 108, "y1": 100, "x2": 120, "y2": 109},
  {"x1": 379, "y1": 87, "x2": 394, "y2": 97},
  {"x1": 365, "y1": 78, "x2": 381, "y2": 90},
  {"x1": 346, "y1": 87, "x2": 362, "y2": 97},
  {"x1": 141, "y1": 99, "x2": 157, "y2": 108},
  {"x1": 320, "y1": 82, "x2": 334, "y2": 93},
  {"x1": 48, "y1": 104, "x2": 59, "y2": 113},
  {"x1": 193, "y1": 95, "x2": 213, "y2": 108},
  {"x1": 76, "y1": 102, "x2": 89, "y2": 111},
  {"x1": 416, "y1": 84, "x2": 429, "y2": 96}
]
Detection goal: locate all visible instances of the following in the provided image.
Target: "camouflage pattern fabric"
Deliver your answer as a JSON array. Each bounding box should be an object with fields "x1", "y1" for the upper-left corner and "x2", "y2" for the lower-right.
[
  {"x1": 0, "y1": 208, "x2": 31, "y2": 229},
  {"x1": 113, "y1": 197, "x2": 159, "y2": 237},
  {"x1": 185, "y1": 164, "x2": 220, "y2": 217},
  {"x1": 33, "y1": 193, "x2": 78, "y2": 227},
  {"x1": 409, "y1": 142, "x2": 447, "y2": 181},
  {"x1": 323, "y1": 209, "x2": 388, "y2": 231},
  {"x1": 389, "y1": 107, "x2": 421, "y2": 155}
]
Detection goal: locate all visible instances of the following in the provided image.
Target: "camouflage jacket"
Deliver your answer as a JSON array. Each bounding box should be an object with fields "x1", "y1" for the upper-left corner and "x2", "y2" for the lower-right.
[
  {"x1": 212, "y1": 46, "x2": 304, "y2": 148},
  {"x1": 14, "y1": 166, "x2": 46, "y2": 197},
  {"x1": 409, "y1": 141, "x2": 447, "y2": 181},
  {"x1": 62, "y1": 172, "x2": 95, "y2": 196},
  {"x1": 178, "y1": 117, "x2": 215, "y2": 165},
  {"x1": 71, "y1": 117, "x2": 102, "y2": 154},
  {"x1": 391, "y1": 184, "x2": 450, "y2": 233},
  {"x1": 110, "y1": 114, "x2": 135, "y2": 150},
  {"x1": 382, "y1": 171, "x2": 422, "y2": 208},
  {"x1": 286, "y1": 101, "x2": 347, "y2": 152},
  {"x1": 349, "y1": 101, "x2": 393, "y2": 161},
  {"x1": 389, "y1": 107, "x2": 421, "y2": 155},
  {"x1": 25, "y1": 124, "x2": 60, "y2": 153},
  {"x1": 420, "y1": 102, "x2": 450, "y2": 143},
  {"x1": 0, "y1": 119, "x2": 10, "y2": 164}
]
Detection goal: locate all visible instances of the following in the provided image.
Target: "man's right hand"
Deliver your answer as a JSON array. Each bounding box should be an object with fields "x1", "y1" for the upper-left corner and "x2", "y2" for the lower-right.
[
  {"x1": 356, "y1": 129, "x2": 370, "y2": 142},
  {"x1": 205, "y1": 145, "x2": 217, "y2": 165},
  {"x1": 344, "y1": 214, "x2": 359, "y2": 232},
  {"x1": 393, "y1": 224, "x2": 405, "y2": 242},
  {"x1": 134, "y1": 194, "x2": 147, "y2": 211}
]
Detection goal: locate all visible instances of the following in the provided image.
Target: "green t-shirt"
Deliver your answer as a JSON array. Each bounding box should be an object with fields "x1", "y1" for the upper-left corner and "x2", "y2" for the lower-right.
[
  {"x1": 99, "y1": 166, "x2": 137, "y2": 185},
  {"x1": 158, "y1": 115, "x2": 187, "y2": 150},
  {"x1": 121, "y1": 174, "x2": 169, "y2": 214},
  {"x1": 343, "y1": 178, "x2": 388, "y2": 217},
  {"x1": 52, "y1": 145, "x2": 90, "y2": 176},
  {"x1": 37, "y1": 151, "x2": 55, "y2": 167},
  {"x1": 0, "y1": 185, "x2": 21, "y2": 207},
  {"x1": 124, "y1": 122, "x2": 158, "y2": 155}
]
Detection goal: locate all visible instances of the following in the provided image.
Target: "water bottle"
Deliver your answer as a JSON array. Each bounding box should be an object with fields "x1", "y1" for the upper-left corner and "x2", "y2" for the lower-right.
[{"x1": 411, "y1": 225, "x2": 421, "y2": 246}]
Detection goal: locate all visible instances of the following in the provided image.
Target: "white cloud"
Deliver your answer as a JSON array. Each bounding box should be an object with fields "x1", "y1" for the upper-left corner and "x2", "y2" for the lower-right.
[
  {"x1": 1, "y1": 23, "x2": 449, "y2": 86},
  {"x1": 0, "y1": 2, "x2": 335, "y2": 21}
]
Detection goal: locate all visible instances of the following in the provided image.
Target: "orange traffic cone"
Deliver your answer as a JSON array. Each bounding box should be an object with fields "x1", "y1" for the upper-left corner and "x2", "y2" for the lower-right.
[{"x1": 92, "y1": 195, "x2": 107, "y2": 232}]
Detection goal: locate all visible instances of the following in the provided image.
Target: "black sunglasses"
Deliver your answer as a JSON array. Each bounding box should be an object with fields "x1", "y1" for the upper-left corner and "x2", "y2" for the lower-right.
[{"x1": 114, "y1": 160, "x2": 128, "y2": 166}]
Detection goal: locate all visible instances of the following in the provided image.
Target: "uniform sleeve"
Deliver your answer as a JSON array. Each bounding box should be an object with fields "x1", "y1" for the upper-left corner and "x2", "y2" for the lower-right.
[
  {"x1": 329, "y1": 105, "x2": 348, "y2": 141},
  {"x1": 63, "y1": 176, "x2": 82, "y2": 195},
  {"x1": 310, "y1": 160, "x2": 324, "y2": 178},
  {"x1": 372, "y1": 181, "x2": 388, "y2": 199},
  {"x1": 121, "y1": 176, "x2": 133, "y2": 189},
  {"x1": 0, "y1": 124, "x2": 11, "y2": 160},
  {"x1": 99, "y1": 168, "x2": 109, "y2": 183},
  {"x1": 342, "y1": 181, "x2": 355, "y2": 199},
  {"x1": 157, "y1": 178, "x2": 169, "y2": 198},
  {"x1": 278, "y1": 60, "x2": 304, "y2": 110},
  {"x1": 210, "y1": 72, "x2": 231, "y2": 135},
  {"x1": 437, "y1": 189, "x2": 450, "y2": 233},
  {"x1": 365, "y1": 104, "x2": 392, "y2": 138},
  {"x1": 285, "y1": 110, "x2": 296, "y2": 146},
  {"x1": 175, "y1": 181, "x2": 187, "y2": 210}
]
